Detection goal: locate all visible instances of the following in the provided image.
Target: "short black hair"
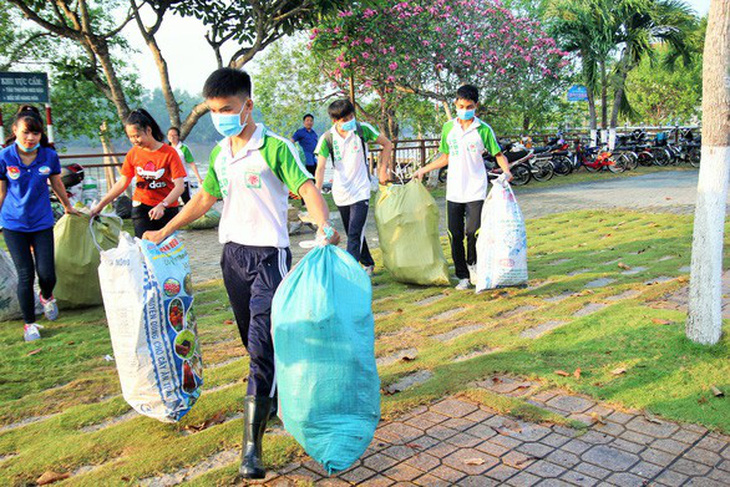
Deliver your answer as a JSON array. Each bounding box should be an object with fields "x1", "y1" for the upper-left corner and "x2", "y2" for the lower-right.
[
  {"x1": 167, "y1": 126, "x2": 180, "y2": 135},
  {"x1": 203, "y1": 68, "x2": 252, "y2": 100},
  {"x1": 303, "y1": 113, "x2": 314, "y2": 121},
  {"x1": 327, "y1": 99, "x2": 355, "y2": 121},
  {"x1": 456, "y1": 84, "x2": 479, "y2": 104}
]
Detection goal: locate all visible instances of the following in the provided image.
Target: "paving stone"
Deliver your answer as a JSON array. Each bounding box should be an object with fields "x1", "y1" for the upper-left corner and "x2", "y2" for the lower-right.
[
  {"x1": 534, "y1": 479, "x2": 573, "y2": 486},
  {"x1": 591, "y1": 421, "x2": 624, "y2": 437},
  {"x1": 640, "y1": 448, "x2": 678, "y2": 467},
  {"x1": 414, "y1": 294, "x2": 445, "y2": 307},
  {"x1": 653, "y1": 469, "x2": 689, "y2": 486},
  {"x1": 442, "y1": 448, "x2": 500, "y2": 475},
  {"x1": 431, "y1": 324, "x2": 484, "y2": 342},
  {"x1": 604, "y1": 472, "x2": 646, "y2": 486},
  {"x1": 621, "y1": 266, "x2": 647, "y2": 275},
  {"x1": 697, "y1": 436, "x2": 729, "y2": 453},
  {"x1": 417, "y1": 411, "x2": 449, "y2": 424},
  {"x1": 629, "y1": 460, "x2": 664, "y2": 478},
  {"x1": 567, "y1": 413, "x2": 595, "y2": 427},
  {"x1": 562, "y1": 439, "x2": 592, "y2": 455},
  {"x1": 546, "y1": 395, "x2": 595, "y2": 414},
  {"x1": 670, "y1": 458, "x2": 712, "y2": 476},
  {"x1": 525, "y1": 460, "x2": 566, "y2": 478},
  {"x1": 385, "y1": 371, "x2": 433, "y2": 394},
  {"x1": 317, "y1": 478, "x2": 351, "y2": 486},
  {"x1": 625, "y1": 416, "x2": 680, "y2": 438},
  {"x1": 429, "y1": 307, "x2": 466, "y2": 322},
  {"x1": 430, "y1": 399, "x2": 479, "y2": 418},
  {"x1": 518, "y1": 442, "x2": 555, "y2": 459},
  {"x1": 607, "y1": 411, "x2": 636, "y2": 425},
  {"x1": 530, "y1": 390, "x2": 559, "y2": 403},
  {"x1": 544, "y1": 292, "x2": 574, "y2": 303},
  {"x1": 382, "y1": 464, "x2": 423, "y2": 482},
  {"x1": 544, "y1": 450, "x2": 580, "y2": 469},
  {"x1": 573, "y1": 462, "x2": 612, "y2": 480},
  {"x1": 678, "y1": 265, "x2": 691, "y2": 273},
  {"x1": 582, "y1": 445, "x2": 639, "y2": 472},
  {"x1": 645, "y1": 276, "x2": 674, "y2": 285},
  {"x1": 475, "y1": 439, "x2": 510, "y2": 458},
  {"x1": 413, "y1": 473, "x2": 451, "y2": 487},
  {"x1": 404, "y1": 435, "x2": 439, "y2": 451},
  {"x1": 465, "y1": 423, "x2": 497, "y2": 440},
  {"x1": 403, "y1": 452, "x2": 440, "y2": 473},
  {"x1": 718, "y1": 459, "x2": 730, "y2": 472},
  {"x1": 620, "y1": 430, "x2": 654, "y2": 446},
  {"x1": 567, "y1": 268, "x2": 591, "y2": 276},
  {"x1": 363, "y1": 453, "x2": 399, "y2": 472},
  {"x1": 404, "y1": 416, "x2": 438, "y2": 431},
  {"x1": 428, "y1": 464, "x2": 466, "y2": 483},
  {"x1": 521, "y1": 321, "x2": 569, "y2": 339},
  {"x1": 458, "y1": 475, "x2": 500, "y2": 487},
  {"x1": 376, "y1": 423, "x2": 424, "y2": 444},
  {"x1": 559, "y1": 470, "x2": 599, "y2": 486},
  {"x1": 684, "y1": 478, "x2": 729, "y2": 487},
  {"x1": 577, "y1": 431, "x2": 613, "y2": 445},
  {"x1": 707, "y1": 468, "x2": 730, "y2": 483},
  {"x1": 502, "y1": 450, "x2": 537, "y2": 469},
  {"x1": 445, "y1": 432, "x2": 482, "y2": 448},
  {"x1": 454, "y1": 347, "x2": 497, "y2": 362},
  {"x1": 605, "y1": 289, "x2": 641, "y2": 301},
  {"x1": 441, "y1": 417, "x2": 475, "y2": 432},
  {"x1": 610, "y1": 438, "x2": 645, "y2": 454},
  {"x1": 487, "y1": 464, "x2": 521, "y2": 482},
  {"x1": 652, "y1": 438, "x2": 691, "y2": 455},
  {"x1": 358, "y1": 474, "x2": 396, "y2": 486},
  {"x1": 383, "y1": 445, "x2": 420, "y2": 462},
  {"x1": 585, "y1": 278, "x2": 616, "y2": 288},
  {"x1": 672, "y1": 428, "x2": 704, "y2": 444},
  {"x1": 507, "y1": 471, "x2": 542, "y2": 486},
  {"x1": 424, "y1": 441, "x2": 459, "y2": 459},
  {"x1": 339, "y1": 466, "x2": 378, "y2": 484},
  {"x1": 463, "y1": 409, "x2": 493, "y2": 423},
  {"x1": 549, "y1": 258, "x2": 572, "y2": 266},
  {"x1": 288, "y1": 467, "x2": 322, "y2": 482},
  {"x1": 573, "y1": 303, "x2": 607, "y2": 317},
  {"x1": 425, "y1": 424, "x2": 459, "y2": 441},
  {"x1": 377, "y1": 348, "x2": 419, "y2": 367},
  {"x1": 492, "y1": 434, "x2": 525, "y2": 450}
]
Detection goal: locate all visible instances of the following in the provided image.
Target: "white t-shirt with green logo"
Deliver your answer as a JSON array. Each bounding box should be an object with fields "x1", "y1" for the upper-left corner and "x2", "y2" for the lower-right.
[
  {"x1": 439, "y1": 117, "x2": 501, "y2": 203},
  {"x1": 173, "y1": 142, "x2": 195, "y2": 182},
  {"x1": 314, "y1": 122, "x2": 379, "y2": 207},
  {"x1": 201, "y1": 124, "x2": 312, "y2": 248}
]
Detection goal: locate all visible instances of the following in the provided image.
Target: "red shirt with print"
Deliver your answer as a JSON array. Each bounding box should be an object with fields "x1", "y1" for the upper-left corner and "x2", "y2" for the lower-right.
[{"x1": 121, "y1": 144, "x2": 186, "y2": 207}]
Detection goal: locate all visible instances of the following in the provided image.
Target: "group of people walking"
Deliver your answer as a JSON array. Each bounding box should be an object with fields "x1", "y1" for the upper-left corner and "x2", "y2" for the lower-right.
[{"x1": 0, "y1": 66, "x2": 511, "y2": 478}]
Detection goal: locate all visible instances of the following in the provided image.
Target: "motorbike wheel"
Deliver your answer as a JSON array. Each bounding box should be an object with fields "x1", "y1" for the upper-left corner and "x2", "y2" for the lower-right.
[
  {"x1": 653, "y1": 149, "x2": 669, "y2": 166},
  {"x1": 689, "y1": 147, "x2": 701, "y2": 168},
  {"x1": 608, "y1": 155, "x2": 626, "y2": 173},
  {"x1": 637, "y1": 152, "x2": 654, "y2": 167},
  {"x1": 552, "y1": 155, "x2": 572, "y2": 176},
  {"x1": 584, "y1": 161, "x2": 600, "y2": 172},
  {"x1": 438, "y1": 167, "x2": 448, "y2": 184},
  {"x1": 510, "y1": 164, "x2": 531, "y2": 186},
  {"x1": 532, "y1": 160, "x2": 555, "y2": 182},
  {"x1": 625, "y1": 152, "x2": 639, "y2": 171}
]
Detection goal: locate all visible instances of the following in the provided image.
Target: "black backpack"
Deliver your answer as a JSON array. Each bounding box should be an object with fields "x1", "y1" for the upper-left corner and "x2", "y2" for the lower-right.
[{"x1": 323, "y1": 123, "x2": 370, "y2": 178}]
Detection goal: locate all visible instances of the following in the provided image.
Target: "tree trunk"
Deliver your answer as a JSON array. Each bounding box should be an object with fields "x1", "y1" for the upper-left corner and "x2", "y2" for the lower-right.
[
  {"x1": 600, "y1": 60, "x2": 608, "y2": 130},
  {"x1": 587, "y1": 90, "x2": 598, "y2": 145},
  {"x1": 90, "y1": 40, "x2": 131, "y2": 124},
  {"x1": 686, "y1": 0, "x2": 730, "y2": 345},
  {"x1": 522, "y1": 114, "x2": 530, "y2": 132},
  {"x1": 442, "y1": 101, "x2": 453, "y2": 120}
]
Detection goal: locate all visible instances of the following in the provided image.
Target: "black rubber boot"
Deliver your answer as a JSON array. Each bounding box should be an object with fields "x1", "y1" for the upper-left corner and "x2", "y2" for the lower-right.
[{"x1": 239, "y1": 395, "x2": 272, "y2": 479}]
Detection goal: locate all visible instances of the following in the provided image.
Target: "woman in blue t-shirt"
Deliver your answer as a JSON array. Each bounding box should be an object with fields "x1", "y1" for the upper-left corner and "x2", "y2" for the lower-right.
[{"x1": 0, "y1": 105, "x2": 78, "y2": 342}]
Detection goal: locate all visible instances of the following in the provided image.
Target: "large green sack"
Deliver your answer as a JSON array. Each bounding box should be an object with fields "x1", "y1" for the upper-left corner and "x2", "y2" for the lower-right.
[
  {"x1": 375, "y1": 180, "x2": 450, "y2": 285},
  {"x1": 54, "y1": 213, "x2": 122, "y2": 308},
  {"x1": 184, "y1": 209, "x2": 221, "y2": 230}
]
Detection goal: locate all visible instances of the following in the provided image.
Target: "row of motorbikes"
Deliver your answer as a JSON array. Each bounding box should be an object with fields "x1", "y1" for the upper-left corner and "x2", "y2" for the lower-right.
[{"x1": 436, "y1": 128, "x2": 701, "y2": 186}]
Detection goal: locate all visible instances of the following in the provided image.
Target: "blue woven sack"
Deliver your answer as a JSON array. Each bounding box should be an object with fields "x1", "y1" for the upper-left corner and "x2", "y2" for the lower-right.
[{"x1": 272, "y1": 245, "x2": 380, "y2": 474}]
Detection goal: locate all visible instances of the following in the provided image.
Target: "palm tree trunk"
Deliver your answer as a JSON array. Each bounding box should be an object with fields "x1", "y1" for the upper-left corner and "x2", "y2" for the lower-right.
[
  {"x1": 687, "y1": 0, "x2": 730, "y2": 345},
  {"x1": 600, "y1": 60, "x2": 608, "y2": 131},
  {"x1": 587, "y1": 90, "x2": 598, "y2": 145}
]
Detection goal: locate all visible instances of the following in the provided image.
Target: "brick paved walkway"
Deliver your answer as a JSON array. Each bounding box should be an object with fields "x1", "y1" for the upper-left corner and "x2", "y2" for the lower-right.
[{"x1": 260, "y1": 377, "x2": 729, "y2": 486}]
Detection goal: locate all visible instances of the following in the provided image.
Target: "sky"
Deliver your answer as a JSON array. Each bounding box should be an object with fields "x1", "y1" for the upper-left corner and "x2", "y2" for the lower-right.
[{"x1": 125, "y1": 0, "x2": 712, "y2": 96}]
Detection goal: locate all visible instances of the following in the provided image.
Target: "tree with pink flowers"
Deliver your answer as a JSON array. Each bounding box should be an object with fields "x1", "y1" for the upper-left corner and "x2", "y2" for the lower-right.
[{"x1": 311, "y1": 0, "x2": 570, "y2": 133}]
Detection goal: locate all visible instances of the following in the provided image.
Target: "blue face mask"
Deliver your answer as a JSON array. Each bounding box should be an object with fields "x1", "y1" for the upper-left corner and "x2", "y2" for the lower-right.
[
  {"x1": 211, "y1": 103, "x2": 250, "y2": 138},
  {"x1": 456, "y1": 109, "x2": 476, "y2": 121},
  {"x1": 16, "y1": 140, "x2": 40, "y2": 153},
  {"x1": 340, "y1": 118, "x2": 357, "y2": 132}
]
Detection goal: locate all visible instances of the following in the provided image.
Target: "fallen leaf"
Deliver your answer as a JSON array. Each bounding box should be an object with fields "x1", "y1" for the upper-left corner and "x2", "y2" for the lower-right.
[
  {"x1": 223, "y1": 319, "x2": 234, "y2": 325},
  {"x1": 400, "y1": 352, "x2": 417, "y2": 362},
  {"x1": 711, "y1": 386, "x2": 724, "y2": 397},
  {"x1": 611, "y1": 367, "x2": 627, "y2": 376},
  {"x1": 555, "y1": 370, "x2": 570, "y2": 377},
  {"x1": 590, "y1": 412, "x2": 606, "y2": 425},
  {"x1": 613, "y1": 221, "x2": 627, "y2": 228},
  {"x1": 491, "y1": 376, "x2": 502, "y2": 384},
  {"x1": 27, "y1": 348, "x2": 42, "y2": 356},
  {"x1": 665, "y1": 197, "x2": 672, "y2": 200},
  {"x1": 37, "y1": 471, "x2": 71, "y2": 485},
  {"x1": 464, "y1": 458, "x2": 486, "y2": 466},
  {"x1": 573, "y1": 368, "x2": 582, "y2": 380},
  {"x1": 67, "y1": 341, "x2": 75, "y2": 345},
  {"x1": 601, "y1": 233, "x2": 612, "y2": 239},
  {"x1": 502, "y1": 419, "x2": 523, "y2": 433},
  {"x1": 644, "y1": 412, "x2": 663, "y2": 424},
  {"x1": 405, "y1": 443, "x2": 422, "y2": 450},
  {"x1": 618, "y1": 262, "x2": 631, "y2": 270},
  {"x1": 652, "y1": 318, "x2": 672, "y2": 325},
  {"x1": 185, "y1": 411, "x2": 227, "y2": 433}
]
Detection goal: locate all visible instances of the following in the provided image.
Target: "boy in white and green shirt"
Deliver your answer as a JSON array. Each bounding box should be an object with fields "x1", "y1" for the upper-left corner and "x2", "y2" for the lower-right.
[
  {"x1": 414, "y1": 84, "x2": 512, "y2": 290},
  {"x1": 167, "y1": 127, "x2": 202, "y2": 203},
  {"x1": 314, "y1": 99, "x2": 393, "y2": 275},
  {"x1": 143, "y1": 68, "x2": 338, "y2": 480}
]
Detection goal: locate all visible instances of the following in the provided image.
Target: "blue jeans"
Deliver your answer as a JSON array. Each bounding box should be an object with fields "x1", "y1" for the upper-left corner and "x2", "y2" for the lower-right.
[
  {"x1": 338, "y1": 199, "x2": 374, "y2": 267},
  {"x1": 3, "y1": 227, "x2": 56, "y2": 323}
]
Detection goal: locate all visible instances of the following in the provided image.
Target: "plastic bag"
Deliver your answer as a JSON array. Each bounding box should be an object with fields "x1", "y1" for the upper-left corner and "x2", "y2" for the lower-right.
[
  {"x1": 272, "y1": 245, "x2": 380, "y2": 474},
  {"x1": 98, "y1": 233, "x2": 202, "y2": 422},
  {"x1": 475, "y1": 176, "x2": 528, "y2": 292},
  {"x1": 54, "y1": 213, "x2": 121, "y2": 308},
  {"x1": 184, "y1": 209, "x2": 220, "y2": 230},
  {"x1": 0, "y1": 249, "x2": 43, "y2": 322},
  {"x1": 375, "y1": 180, "x2": 450, "y2": 285}
]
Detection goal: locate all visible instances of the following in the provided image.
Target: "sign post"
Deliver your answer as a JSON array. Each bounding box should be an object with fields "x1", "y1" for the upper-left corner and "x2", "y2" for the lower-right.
[{"x1": 0, "y1": 72, "x2": 52, "y2": 145}]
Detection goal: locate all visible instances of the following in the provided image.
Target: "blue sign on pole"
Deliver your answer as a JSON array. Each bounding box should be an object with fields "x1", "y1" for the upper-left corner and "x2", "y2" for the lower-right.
[
  {"x1": 0, "y1": 72, "x2": 49, "y2": 103},
  {"x1": 567, "y1": 85, "x2": 588, "y2": 102}
]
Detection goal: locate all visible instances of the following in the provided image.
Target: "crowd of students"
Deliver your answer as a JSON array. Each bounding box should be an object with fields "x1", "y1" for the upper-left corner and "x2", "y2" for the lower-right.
[{"x1": 0, "y1": 67, "x2": 511, "y2": 479}]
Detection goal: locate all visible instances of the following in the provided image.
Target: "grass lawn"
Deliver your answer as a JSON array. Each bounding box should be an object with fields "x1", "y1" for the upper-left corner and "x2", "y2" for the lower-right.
[{"x1": 0, "y1": 206, "x2": 728, "y2": 485}]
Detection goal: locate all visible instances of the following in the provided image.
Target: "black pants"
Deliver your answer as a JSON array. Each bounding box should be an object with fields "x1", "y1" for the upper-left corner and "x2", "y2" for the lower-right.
[
  {"x1": 338, "y1": 199, "x2": 374, "y2": 267},
  {"x1": 3, "y1": 227, "x2": 55, "y2": 323},
  {"x1": 447, "y1": 200, "x2": 484, "y2": 279},
  {"x1": 180, "y1": 182, "x2": 192, "y2": 204},
  {"x1": 221, "y1": 243, "x2": 291, "y2": 397},
  {"x1": 131, "y1": 204, "x2": 179, "y2": 239}
]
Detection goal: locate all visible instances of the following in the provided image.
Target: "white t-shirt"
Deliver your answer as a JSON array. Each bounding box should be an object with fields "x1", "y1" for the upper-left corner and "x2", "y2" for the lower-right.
[
  {"x1": 201, "y1": 124, "x2": 311, "y2": 248},
  {"x1": 439, "y1": 117, "x2": 502, "y2": 203},
  {"x1": 314, "y1": 122, "x2": 379, "y2": 207}
]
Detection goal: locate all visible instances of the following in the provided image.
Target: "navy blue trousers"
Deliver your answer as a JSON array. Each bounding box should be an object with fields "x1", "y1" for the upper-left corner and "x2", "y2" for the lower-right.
[
  {"x1": 3, "y1": 227, "x2": 55, "y2": 324},
  {"x1": 337, "y1": 199, "x2": 374, "y2": 267},
  {"x1": 221, "y1": 243, "x2": 291, "y2": 397}
]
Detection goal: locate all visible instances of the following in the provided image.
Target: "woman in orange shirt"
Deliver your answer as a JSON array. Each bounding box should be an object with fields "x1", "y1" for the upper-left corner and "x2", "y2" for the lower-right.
[{"x1": 92, "y1": 109, "x2": 186, "y2": 238}]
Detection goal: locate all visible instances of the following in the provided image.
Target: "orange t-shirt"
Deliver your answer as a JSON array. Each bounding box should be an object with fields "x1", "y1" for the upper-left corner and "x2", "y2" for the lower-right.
[{"x1": 121, "y1": 144, "x2": 186, "y2": 207}]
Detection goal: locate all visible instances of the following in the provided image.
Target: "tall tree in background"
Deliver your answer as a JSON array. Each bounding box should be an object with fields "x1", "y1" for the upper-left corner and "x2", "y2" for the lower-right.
[{"x1": 686, "y1": 0, "x2": 730, "y2": 345}]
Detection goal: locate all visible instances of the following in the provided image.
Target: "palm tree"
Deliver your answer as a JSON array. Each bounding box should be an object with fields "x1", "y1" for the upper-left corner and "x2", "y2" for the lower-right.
[{"x1": 609, "y1": 0, "x2": 697, "y2": 130}]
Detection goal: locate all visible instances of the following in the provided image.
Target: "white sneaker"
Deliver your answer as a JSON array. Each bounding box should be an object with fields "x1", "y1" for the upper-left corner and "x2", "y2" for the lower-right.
[
  {"x1": 24, "y1": 323, "x2": 41, "y2": 342},
  {"x1": 468, "y1": 264, "x2": 477, "y2": 286},
  {"x1": 39, "y1": 294, "x2": 59, "y2": 321},
  {"x1": 364, "y1": 265, "x2": 374, "y2": 277},
  {"x1": 455, "y1": 278, "x2": 470, "y2": 290}
]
